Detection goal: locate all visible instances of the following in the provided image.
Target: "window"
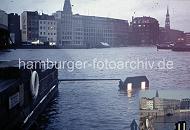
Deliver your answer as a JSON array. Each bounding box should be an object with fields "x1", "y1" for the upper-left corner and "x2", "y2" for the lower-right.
[
  {"x1": 141, "y1": 82, "x2": 146, "y2": 90},
  {"x1": 127, "y1": 83, "x2": 132, "y2": 91}
]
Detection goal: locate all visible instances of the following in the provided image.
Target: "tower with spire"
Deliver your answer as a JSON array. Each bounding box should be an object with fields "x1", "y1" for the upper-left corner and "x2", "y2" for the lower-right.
[
  {"x1": 61, "y1": 0, "x2": 73, "y2": 47},
  {"x1": 63, "y1": 0, "x2": 73, "y2": 15},
  {"x1": 165, "y1": 6, "x2": 170, "y2": 30}
]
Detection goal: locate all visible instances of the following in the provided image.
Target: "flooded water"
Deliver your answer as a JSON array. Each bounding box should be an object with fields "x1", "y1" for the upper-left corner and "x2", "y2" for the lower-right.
[{"x1": 1, "y1": 47, "x2": 190, "y2": 130}]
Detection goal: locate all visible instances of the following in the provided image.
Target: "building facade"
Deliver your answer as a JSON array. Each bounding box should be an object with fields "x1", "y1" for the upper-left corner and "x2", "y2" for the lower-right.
[
  {"x1": 185, "y1": 33, "x2": 190, "y2": 44},
  {"x1": 21, "y1": 11, "x2": 39, "y2": 42},
  {"x1": 39, "y1": 14, "x2": 57, "y2": 43},
  {"x1": 21, "y1": 11, "x2": 57, "y2": 44},
  {"x1": 180, "y1": 98, "x2": 190, "y2": 109},
  {"x1": 0, "y1": 10, "x2": 8, "y2": 28},
  {"x1": 140, "y1": 91, "x2": 181, "y2": 111},
  {"x1": 129, "y1": 16, "x2": 159, "y2": 45},
  {"x1": 53, "y1": 0, "x2": 129, "y2": 48},
  {"x1": 8, "y1": 13, "x2": 21, "y2": 44},
  {"x1": 0, "y1": 10, "x2": 9, "y2": 49}
]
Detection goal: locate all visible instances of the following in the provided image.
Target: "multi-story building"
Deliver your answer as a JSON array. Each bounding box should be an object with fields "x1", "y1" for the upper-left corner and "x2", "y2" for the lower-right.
[
  {"x1": 8, "y1": 13, "x2": 21, "y2": 44},
  {"x1": 21, "y1": 11, "x2": 57, "y2": 44},
  {"x1": 39, "y1": 14, "x2": 57, "y2": 43},
  {"x1": 161, "y1": 99, "x2": 180, "y2": 110},
  {"x1": 180, "y1": 98, "x2": 190, "y2": 109},
  {"x1": 140, "y1": 97, "x2": 148, "y2": 110},
  {"x1": 140, "y1": 97, "x2": 154, "y2": 110},
  {"x1": 53, "y1": 11, "x2": 62, "y2": 45},
  {"x1": 146, "y1": 99, "x2": 154, "y2": 110},
  {"x1": 0, "y1": 10, "x2": 8, "y2": 28},
  {"x1": 129, "y1": 16, "x2": 159, "y2": 45},
  {"x1": 185, "y1": 33, "x2": 190, "y2": 44},
  {"x1": 0, "y1": 10, "x2": 9, "y2": 49},
  {"x1": 140, "y1": 91, "x2": 180, "y2": 111},
  {"x1": 53, "y1": 0, "x2": 129, "y2": 48},
  {"x1": 21, "y1": 11, "x2": 39, "y2": 42}
]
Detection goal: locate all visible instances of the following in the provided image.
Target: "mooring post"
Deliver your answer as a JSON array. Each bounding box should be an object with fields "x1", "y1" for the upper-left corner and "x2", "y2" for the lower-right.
[{"x1": 130, "y1": 119, "x2": 138, "y2": 130}]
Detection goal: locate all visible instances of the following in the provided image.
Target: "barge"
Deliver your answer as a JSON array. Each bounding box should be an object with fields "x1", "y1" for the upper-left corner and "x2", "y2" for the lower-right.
[{"x1": 0, "y1": 60, "x2": 58, "y2": 130}]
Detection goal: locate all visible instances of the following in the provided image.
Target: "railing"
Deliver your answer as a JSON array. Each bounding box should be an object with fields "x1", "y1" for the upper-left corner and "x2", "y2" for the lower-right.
[{"x1": 58, "y1": 78, "x2": 121, "y2": 82}]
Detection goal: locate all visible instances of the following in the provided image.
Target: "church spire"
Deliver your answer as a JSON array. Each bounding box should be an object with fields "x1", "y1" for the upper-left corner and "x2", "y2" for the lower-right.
[
  {"x1": 63, "y1": 0, "x2": 73, "y2": 14},
  {"x1": 165, "y1": 6, "x2": 170, "y2": 30},
  {"x1": 156, "y1": 90, "x2": 159, "y2": 97},
  {"x1": 166, "y1": 6, "x2": 169, "y2": 16}
]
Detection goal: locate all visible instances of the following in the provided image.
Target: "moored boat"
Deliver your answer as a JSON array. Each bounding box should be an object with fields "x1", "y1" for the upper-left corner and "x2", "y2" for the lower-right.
[
  {"x1": 156, "y1": 42, "x2": 173, "y2": 50},
  {"x1": 0, "y1": 60, "x2": 58, "y2": 130},
  {"x1": 172, "y1": 38, "x2": 190, "y2": 52}
]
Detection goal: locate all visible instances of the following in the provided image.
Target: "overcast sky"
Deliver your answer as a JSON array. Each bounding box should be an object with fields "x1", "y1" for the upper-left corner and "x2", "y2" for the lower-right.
[{"x1": 1, "y1": 0, "x2": 190, "y2": 32}]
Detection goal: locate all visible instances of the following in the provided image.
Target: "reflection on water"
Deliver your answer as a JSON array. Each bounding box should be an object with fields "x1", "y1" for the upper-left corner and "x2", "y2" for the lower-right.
[{"x1": 37, "y1": 82, "x2": 140, "y2": 130}]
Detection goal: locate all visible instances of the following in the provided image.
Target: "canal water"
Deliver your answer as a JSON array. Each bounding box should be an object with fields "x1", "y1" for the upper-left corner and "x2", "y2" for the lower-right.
[{"x1": 1, "y1": 47, "x2": 190, "y2": 130}]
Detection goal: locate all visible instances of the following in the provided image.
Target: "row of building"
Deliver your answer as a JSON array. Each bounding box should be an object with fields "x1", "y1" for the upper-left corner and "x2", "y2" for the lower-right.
[
  {"x1": 1, "y1": 0, "x2": 190, "y2": 48},
  {"x1": 140, "y1": 91, "x2": 190, "y2": 111}
]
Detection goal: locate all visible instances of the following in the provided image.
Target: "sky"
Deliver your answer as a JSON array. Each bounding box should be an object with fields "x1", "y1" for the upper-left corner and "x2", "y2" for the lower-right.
[{"x1": 0, "y1": 0, "x2": 190, "y2": 32}]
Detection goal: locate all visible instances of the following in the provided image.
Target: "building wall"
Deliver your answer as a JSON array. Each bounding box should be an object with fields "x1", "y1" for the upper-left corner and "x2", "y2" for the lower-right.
[
  {"x1": 21, "y1": 11, "x2": 57, "y2": 44},
  {"x1": 146, "y1": 99, "x2": 154, "y2": 110},
  {"x1": 8, "y1": 13, "x2": 21, "y2": 44},
  {"x1": 185, "y1": 33, "x2": 190, "y2": 44},
  {"x1": 53, "y1": 11, "x2": 129, "y2": 48},
  {"x1": 180, "y1": 98, "x2": 190, "y2": 109},
  {"x1": 169, "y1": 29, "x2": 184, "y2": 42},
  {"x1": 140, "y1": 98, "x2": 147, "y2": 110},
  {"x1": 53, "y1": 11, "x2": 62, "y2": 45},
  {"x1": 129, "y1": 16, "x2": 159, "y2": 45},
  {"x1": 0, "y1": 10, "x2": 9, "y2": 48},
  {"x1": 60, "y1": 13, "x2": 73, "y2": 47},
  {"x1": 39, "y1": 19, "x2": 57, "y2": 43},
  {"x1": 140, "y1": 97, "x2": 154, "y2": 110},
  {"x1": 0, "y1": 10, "x2": 8, "y2": 28},
  {"x1": 161, "y1": 99, "x2": 180, "y2": 110},
  {"x1": 21, "y1": 11, "x2": 27, "y2": 42},
  {"x1": 21, "y1": 11, "x2": 39, "y2": 42},
  {"x1": 159, "y1": 27, "x2": 184, "y2": 43}
]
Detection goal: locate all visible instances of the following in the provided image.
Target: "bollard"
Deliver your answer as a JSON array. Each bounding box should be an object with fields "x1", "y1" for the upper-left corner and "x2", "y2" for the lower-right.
[
  {"x1": 130, "y1": 119, "x2": 138, "y2": 130},
  {"x1": 175, "y1": 121, "x2": 186, "y2": 130}
]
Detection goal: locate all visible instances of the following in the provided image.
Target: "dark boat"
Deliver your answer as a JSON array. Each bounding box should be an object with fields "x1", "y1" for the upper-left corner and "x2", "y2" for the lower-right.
[
  {"x1": 0, "y1": 60, "x2": 58, "y2": 130},
  {"x1": 172, "y1": 38, "x2": 190, "y2": 52},
  {"x1": 156, "y1": 42, "x2": 173, "y2": 50},
  {"x1": 166, "y1": 113, "x2": 173, "y2": 116}
]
